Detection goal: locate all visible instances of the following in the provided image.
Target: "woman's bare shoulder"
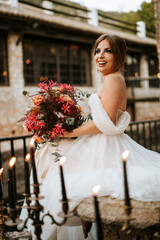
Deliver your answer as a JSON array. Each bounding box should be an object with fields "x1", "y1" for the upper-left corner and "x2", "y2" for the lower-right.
[{"x1": 103, "y1": 72, "x2": 125, "y2": 89}]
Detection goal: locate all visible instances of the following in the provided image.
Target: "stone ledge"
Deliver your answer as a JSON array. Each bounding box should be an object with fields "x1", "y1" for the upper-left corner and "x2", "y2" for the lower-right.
[{"x1": 75, "y1": 196, "x2": 160, "y2": 240}]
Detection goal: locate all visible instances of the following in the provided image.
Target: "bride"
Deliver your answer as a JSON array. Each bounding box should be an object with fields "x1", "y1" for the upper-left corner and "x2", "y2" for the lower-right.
[{"x1": 20, "y1": 34, "x2": 160, "y2": 240}]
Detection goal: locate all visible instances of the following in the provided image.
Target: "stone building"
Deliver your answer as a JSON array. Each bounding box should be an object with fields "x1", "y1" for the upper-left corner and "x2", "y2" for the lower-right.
[{"x1": 0, "y1": 0, "x2": 160, "y2": 137}]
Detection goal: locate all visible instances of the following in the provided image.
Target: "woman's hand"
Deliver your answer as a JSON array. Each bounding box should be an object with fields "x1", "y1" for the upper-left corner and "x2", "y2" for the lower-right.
[
  {"x1": 60, "y1": 121, "x2": 101, "y2": 138},
  {"x1": 60, "y1": 131, "x2": 75, "y2": 138}
]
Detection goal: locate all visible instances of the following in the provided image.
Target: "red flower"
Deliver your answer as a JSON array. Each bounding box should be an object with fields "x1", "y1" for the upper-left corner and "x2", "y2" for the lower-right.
[
  {"x1": 49, "y1": 80, "x2": 58, "y2": 88},
  {"x1": 38, "y1": 82, "x2": 49, "y2": 92},
  {"x1": 61, "y1": 102, "x2": 71, "y2": 113},
  {"x1": 56, "y1": 96, "x2": 65, "y2": 105},
  {"x1": 37, "y1": 120, "x2": 45, "y2": 129},
  {"x1": 54, "y1": 124, "x2": 65, "y2": 135},
  {"x1": 25, "y1": 111, "x2": 45, "y2": 132},
  {"x1": 49, "y1": 130, "x2": 57, "y2": 139},
  {"x1": 25, "y1": 112, "x2": 38, "y2": 132},
  {"x1": 60, "y1": 83, "x2": 74, "y2": 92}
]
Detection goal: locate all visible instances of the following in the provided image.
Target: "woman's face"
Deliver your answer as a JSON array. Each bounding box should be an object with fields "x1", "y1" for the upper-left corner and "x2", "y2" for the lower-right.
[{"x1": 94, "y1": 39, "x2": 115, "y2": 76}]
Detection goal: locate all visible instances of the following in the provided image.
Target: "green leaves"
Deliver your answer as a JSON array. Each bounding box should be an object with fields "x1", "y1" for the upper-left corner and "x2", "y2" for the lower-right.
[
  {"x1": 65, "y1": 116, "x2": 75, "y2": 126},
  {"x1": 52, "y1": 151, "x2": 62, "y2": 162}
]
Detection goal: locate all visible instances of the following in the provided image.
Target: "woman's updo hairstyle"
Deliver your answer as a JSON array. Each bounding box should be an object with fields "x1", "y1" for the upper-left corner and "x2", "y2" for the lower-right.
[{"x1": 94, "y1": 34, "x2": 127, "y2": 73}]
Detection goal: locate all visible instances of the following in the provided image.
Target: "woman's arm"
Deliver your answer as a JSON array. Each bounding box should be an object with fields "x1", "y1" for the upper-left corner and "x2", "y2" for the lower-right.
[{"x1": 62, "y1": 120, "x2": 101, "y2": 138}]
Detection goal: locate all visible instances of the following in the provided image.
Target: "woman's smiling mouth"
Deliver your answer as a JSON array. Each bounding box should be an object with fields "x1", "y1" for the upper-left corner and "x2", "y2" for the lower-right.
[{"x1": 98, "y1": 61, "x2": 107, "y2": 66}]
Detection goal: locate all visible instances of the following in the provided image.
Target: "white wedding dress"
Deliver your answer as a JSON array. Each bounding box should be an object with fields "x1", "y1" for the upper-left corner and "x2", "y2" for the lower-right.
[{"x1": 19, "y1": 93, "x2": 160, "y2": 240}]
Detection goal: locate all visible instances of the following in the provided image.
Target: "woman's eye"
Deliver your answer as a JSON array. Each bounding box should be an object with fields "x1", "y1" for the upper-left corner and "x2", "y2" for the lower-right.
[
  {"x1": 95, "y1": 49, "x2": 100, "y2": 54},
  {"x1": 106, "y1": 49, "x2": 112, "y2": 53}
]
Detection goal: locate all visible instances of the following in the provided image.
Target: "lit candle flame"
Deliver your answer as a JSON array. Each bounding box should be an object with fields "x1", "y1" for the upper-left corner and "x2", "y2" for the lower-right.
[
  {"x1": 121, "y1": 150, "x2": 130, "y2": 162},
  {"x1": 25, "y1": 153, "x2": 30, "y2": 162},
  {"x1": 30, "y1": 138, "x2": 34, "y2": 147},
  {"x1": 0, "y1": 168, "x2": 3, "y2": 175},
  {"x1": 9, "y1": 157, "x2": 16, "y2": 168},
  {"x1": 92, "y1": 184, "x2": 101, "y2": 196},
  {"x1": 157, "y1": 73, "x2": 160, "y2": 79},
  {"x1": 59, "y1": 156, "x2": 66, "y2": 166}
]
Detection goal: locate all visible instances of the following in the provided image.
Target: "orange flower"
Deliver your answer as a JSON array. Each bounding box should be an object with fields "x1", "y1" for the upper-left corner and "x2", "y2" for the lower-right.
[
  {"x1": 32, "y1": 95, "x2": 44, "y2": 106},
  {"x1": 31, "y1": 107, "x2": 40, "y2": 114},
  {"x1": 78, "y1": 106, "x2": 82, "y2": 112},
  {"x1": 32, "y1": 134, "x2": 44, "y2": 143}
]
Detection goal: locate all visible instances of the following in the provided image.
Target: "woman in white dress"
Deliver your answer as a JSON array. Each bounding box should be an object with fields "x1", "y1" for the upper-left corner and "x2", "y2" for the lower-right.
[{"x1": 20, "y1": 34, "x2": 160, "y2": 240}]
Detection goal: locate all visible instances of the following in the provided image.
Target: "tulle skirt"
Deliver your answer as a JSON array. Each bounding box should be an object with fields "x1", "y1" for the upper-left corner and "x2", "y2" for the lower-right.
[{"x1": 20, "y1": 132, "x2": 160, "y2": 239}]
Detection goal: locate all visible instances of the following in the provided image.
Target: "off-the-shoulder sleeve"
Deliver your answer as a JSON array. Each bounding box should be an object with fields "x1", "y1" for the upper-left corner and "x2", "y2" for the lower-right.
[{"x1": 88, "y1": 94, "x2": 130, "y2": 135}]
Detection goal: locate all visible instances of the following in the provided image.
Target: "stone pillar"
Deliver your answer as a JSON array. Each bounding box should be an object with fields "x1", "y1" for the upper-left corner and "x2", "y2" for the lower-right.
[
  {"x1": 139, "y1": 54, "x2": 149, "y2": 89},
  {"x1": 0, "y1": 31, "x2": 27, "y2": 136},
  {"x1": 11, "y1": 0, "x2": 18, "y2": 7},
  {"x1": 0, "y1": 0, "x2": 17, "y2": 6},
  {"x1": 8, "y1": 31, "x2": 24, "y2": 90},
  {"x1": 88, "y1": 8, "x2": 98, "y2": 27},
  {"x1": 42, "y1": 0, "x2": 54, "y2": 15},
  {"x1": 136, "y1": 21, "x2": 146, "y2": 38}
]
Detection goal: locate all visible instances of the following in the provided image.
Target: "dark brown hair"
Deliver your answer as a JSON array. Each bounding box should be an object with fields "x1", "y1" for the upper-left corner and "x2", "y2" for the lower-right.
[{"x1": 94, "y1": 34, "x2": 127, "y2": 73}]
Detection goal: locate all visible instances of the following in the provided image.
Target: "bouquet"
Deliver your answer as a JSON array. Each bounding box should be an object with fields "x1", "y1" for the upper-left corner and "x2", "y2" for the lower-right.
[{"x1": 22, "y1": 80, "x2": 91, "y2": 160}]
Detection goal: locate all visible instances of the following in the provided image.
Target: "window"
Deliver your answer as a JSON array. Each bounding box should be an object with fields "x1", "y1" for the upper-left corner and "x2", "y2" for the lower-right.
[
  {"x1": 0, "y1": 31, "x2": 9, "y2": 86},
  {"x1": 125, "y1": 52, "x2": 140, "y2": 87},
  {"x1": 149, "y1": 56, "x2": 158, "y2": 76},
  {"x1": 125, "y1": 52, "x2": 140, "y2": 77},
  {"x1": 23, "y1": 35, "x2": 91, "y2": 86},
  {"x1": 149, "y1": 56, "x2": 159, "y2": 88}
]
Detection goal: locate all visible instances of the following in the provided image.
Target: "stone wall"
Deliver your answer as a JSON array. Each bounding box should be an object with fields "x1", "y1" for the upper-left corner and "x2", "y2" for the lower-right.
[
  {"x1": 76, "y1": 196, "x2": 160, "y2": 240},
  {"x1": 135, "y1": 102, "x2": 160, "y2": 121},
  {"x1": 0, "y1": 31, "x2": 27, "y2": 137}
]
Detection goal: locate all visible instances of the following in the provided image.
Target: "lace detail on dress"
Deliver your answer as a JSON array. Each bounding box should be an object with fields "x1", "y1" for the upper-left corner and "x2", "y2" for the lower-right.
[{"x1": 88, "y1": 94, "x2": 130, "y2": 135}]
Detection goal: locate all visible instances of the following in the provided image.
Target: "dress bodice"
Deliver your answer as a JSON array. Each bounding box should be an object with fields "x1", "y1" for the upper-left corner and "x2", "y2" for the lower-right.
[{"x1": 88, "y1": 94, "x2": 130, "y2": 135}]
